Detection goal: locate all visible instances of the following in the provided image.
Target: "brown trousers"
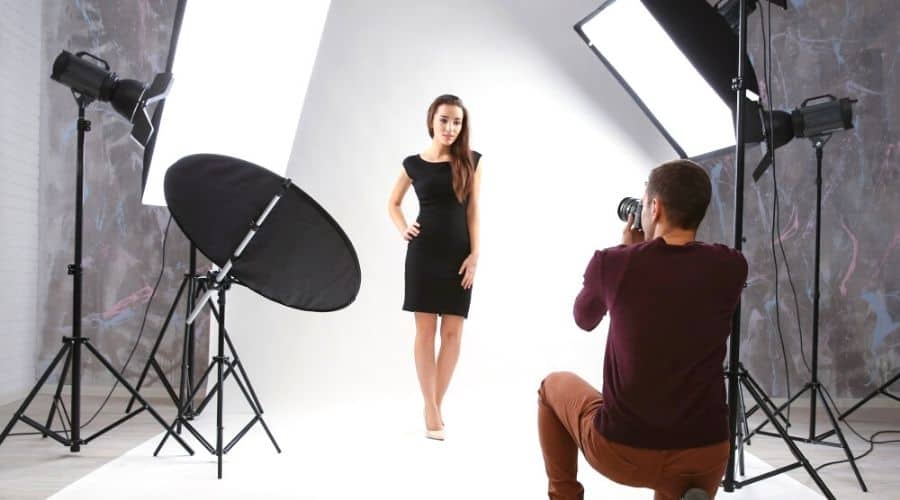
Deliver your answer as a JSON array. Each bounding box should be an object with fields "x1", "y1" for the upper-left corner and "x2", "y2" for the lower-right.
[{"x1": 537, "y1": 372, "x2": 729, "y2": 500}]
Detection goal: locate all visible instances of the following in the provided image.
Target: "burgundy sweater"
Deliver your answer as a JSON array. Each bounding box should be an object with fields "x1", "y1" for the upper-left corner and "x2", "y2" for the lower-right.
[{"x1": 574, "y1": 237, "x2": 747, "y2": 449}]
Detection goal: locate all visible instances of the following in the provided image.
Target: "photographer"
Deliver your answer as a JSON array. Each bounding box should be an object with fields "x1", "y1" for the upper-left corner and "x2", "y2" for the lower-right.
[{"x1": 537, "y1": 160, "x2": 748, "y2": 500}]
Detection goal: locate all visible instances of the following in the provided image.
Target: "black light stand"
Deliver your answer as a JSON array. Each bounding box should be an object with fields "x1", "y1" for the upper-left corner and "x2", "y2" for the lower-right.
[
  {"x1": 183, "y1": 247, "x2": 199, "y2": 419},
  {"x1": 0, "y1": 94, "x2": 193, "y2": 456},
  {"x1": 722, "y1": 0, "x2": 834, "y2": 497},
  {"x1": 155, "y1": 183, "x2": 288, "y2": 479},
  {"x1": 147, "y1": 270, "x2": 269, "y2": 453},
  {"x1": 748, "y1": 134, "x2": 867, "y2": 491},
  {"x1": 176, "y1": 274, "x2": 267, "y2": 419}
]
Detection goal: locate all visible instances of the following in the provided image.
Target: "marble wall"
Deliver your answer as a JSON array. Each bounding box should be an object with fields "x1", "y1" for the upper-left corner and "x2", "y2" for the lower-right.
[{"x1": 695, "y1": 0, "x2": 899, "y2": 398}]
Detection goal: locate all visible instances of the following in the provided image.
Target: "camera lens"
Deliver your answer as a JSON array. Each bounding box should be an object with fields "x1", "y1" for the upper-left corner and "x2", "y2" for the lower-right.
[{"x1": 617, "y1": 197, "x2": 642, "y2": 231}]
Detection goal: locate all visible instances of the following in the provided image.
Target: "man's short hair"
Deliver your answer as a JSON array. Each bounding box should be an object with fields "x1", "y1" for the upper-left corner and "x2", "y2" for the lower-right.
[{"x1": 646, "y1": 159, "x2": 712, "y2": 230}]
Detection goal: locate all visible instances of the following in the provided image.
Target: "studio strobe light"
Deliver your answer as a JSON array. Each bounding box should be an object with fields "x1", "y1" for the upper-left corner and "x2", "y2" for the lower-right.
[
  {"x1": 51, "y1": 50, "x2": 172, "y2": 147},
  {"x1": 0, "y1": 51, "x2": 191, "y2": 457}
]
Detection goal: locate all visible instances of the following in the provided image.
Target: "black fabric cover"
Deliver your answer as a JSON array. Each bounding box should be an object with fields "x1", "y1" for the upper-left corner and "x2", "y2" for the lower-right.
[
  {"x1": 164, "y1": 154, "x2": 360, "y2": 312},
  {"x1": 642, "y1": 0, "x2": 760, "y2": 105},
  {"x1": 641, "y1": 0, "x2": 765, "y2": 144}
]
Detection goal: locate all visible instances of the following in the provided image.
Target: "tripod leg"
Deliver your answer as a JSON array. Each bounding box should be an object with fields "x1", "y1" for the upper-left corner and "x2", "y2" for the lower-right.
[
  {"x1": 840, "y1": 371, "x2": 900, "y2": 420},
  {"x1": 748, "y1": 384, "x2": 809, "y2": 438},
  {"x1": 225, "y1": 360, "x2": 280, "y2": 453},
  {"x1": 54, "y1": 396, "x2": 73, "y2": 440},
  {"x1": 0, "y1": 344, "x2": 72, "y2": 446},
  {"x1": 743, "y1": 366, "x2": 791, "y2": 426},
  {"x1": 126, "y1": 276, "x2": 189, "y2": 413},
  {"x1": 816, "y1": 386, "x2": 867, "y2": 491},
  {"x1": 81, "y1": 341, "x2": 194, "y2": 455},
  {"x1": 221, "y1": 328, "x2": 265, "y2": 414},
  {"x1": 196, "y1": 362, "x2": 238, "y2": 415},
  {"x1": 180, "y1": 277, "x2": 208, "y2": 417},
  {"x1": 150, "y1": 358, "x2": 180, "y2": 405},
  {"x1": 183, "y1": 361, "x2": 216, "y2": 413},
  {"x1": 739, "y1": 381, "x2": 751, "y2": 446},
  {"x1": 42, "y1": 347, "x2": 74, "y2": 437},
  {"x1": 737, "y1": 383, "x2": 748, "y2": 476},
  {"x1": 206, "y1": 303, "x2": 262, "y2": 413},
  {"x1": 177, "y1": 284, "x2": 194, "y2": 430},
  {"x1": 155, "y1": 415, "x2": 215, "y2": 456}
]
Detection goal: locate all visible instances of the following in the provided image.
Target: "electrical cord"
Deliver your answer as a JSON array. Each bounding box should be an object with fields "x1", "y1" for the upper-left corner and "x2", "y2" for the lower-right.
[
  {"x1": 761, "y1": 2, "x2": 812, "y2": 377},
  {"x1": 759, "y1": 0, "x2": 793, "y2": 418},
  {"x1": 814, "y1": 384, "x2": 900, "y2": 472}
]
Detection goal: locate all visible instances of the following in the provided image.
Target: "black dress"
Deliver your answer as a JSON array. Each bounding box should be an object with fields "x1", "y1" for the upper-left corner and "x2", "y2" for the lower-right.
[{"x1": 402, "y1": 151, "x2": 481, "y2": 318}]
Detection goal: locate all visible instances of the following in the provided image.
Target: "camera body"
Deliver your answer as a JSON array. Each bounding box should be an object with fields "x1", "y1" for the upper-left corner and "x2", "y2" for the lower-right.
[{"x1": 617, "y1": 197, "x2": 642, "y2": 231}]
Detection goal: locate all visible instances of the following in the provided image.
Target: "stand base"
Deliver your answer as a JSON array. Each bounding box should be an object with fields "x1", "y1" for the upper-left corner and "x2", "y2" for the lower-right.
[
  {"x1": 724, "y1": 364, "x2": 835, "y2": 500},
  {"x1": 0, "y1": 337, "x2": 194, "y2": 455},
  {"x1": 747, "y1": 380, "x2": 867, "y2": 491},
  {"x1": 154, "y1": 282, "x2": 279, "y2": 479}
]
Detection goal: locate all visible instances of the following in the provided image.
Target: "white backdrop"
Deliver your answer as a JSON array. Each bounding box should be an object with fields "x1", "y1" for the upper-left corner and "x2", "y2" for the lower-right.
[{"x1": 220, "y1": 0, "x2": 674, "y2": 417}]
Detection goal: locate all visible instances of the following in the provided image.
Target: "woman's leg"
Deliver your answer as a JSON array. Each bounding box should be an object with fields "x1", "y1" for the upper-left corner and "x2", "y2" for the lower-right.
[
  {"x1": 414, "y1": 312, "x2": 441, "y2": 430},
  {"x1": 435, "y1": 314, "x2": 464, "y2": 421}
]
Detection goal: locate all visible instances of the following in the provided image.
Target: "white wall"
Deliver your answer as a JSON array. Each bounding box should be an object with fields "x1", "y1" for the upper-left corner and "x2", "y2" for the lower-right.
[
  {"x1": 0, "y1": 0, "x2": 42, "y2": 405},
  {"x1": 224, "y1": 0, "x2": 675, "y2": 414}
]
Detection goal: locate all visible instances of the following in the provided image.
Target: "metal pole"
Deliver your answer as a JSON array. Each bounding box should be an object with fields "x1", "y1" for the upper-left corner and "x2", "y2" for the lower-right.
[
  {"x1": 724, "y1": 0, "x2": 749, "y2": 490},
  {"x1": 68, "y1": 99, "x2": 92, "y2": 452},
  {"x1": 809, "y1": 140, "x2": 824, "y2": 438}
]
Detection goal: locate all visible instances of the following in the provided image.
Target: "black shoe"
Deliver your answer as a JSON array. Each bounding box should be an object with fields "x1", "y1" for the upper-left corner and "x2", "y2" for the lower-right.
[{"x1": 682, "y1": 488, "x2": 710, "y2": 500}]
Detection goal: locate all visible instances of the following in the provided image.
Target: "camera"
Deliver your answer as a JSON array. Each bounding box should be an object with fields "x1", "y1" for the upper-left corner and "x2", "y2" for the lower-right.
[{"x1": 617, "y1": 197, "x2": 642, "y2": 231}]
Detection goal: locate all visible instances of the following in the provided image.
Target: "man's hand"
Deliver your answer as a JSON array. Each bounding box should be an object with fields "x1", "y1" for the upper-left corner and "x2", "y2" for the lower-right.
[{"x1": 622, "y1": 214, "x2": 644, "y2": 245}]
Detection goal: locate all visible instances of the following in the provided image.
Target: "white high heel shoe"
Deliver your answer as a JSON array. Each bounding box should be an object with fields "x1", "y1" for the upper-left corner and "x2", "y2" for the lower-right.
[
  {"x1": 423, "y1": 408, "x2": 445, "y2": 440},
  {"x1": 425, "y1": 428, "x2": 446, "y2": 441}
]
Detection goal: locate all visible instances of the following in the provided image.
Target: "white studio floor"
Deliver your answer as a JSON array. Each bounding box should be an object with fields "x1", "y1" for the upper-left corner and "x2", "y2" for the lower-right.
[{"x1": 47, "y1": 397, "x2": 825, "y2": 500}]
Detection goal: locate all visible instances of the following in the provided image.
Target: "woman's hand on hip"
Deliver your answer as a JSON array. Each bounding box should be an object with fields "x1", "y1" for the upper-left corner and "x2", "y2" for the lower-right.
[
  {"x1": 403, "y1": 222, "x2": 421, "y2": 241},
  {"x1": 459, "y1": 253, "x2": 478, "y2": 289}
]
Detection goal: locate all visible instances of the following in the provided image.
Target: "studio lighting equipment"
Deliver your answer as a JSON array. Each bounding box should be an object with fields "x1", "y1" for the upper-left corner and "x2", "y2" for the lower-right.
[
  {"x1": 154, "y1": 153, "x2": 361, "y2": 479},
  {"x1": 127, "y1": 0, "x2": 331, "y2": 432},
  {"x1": 575, "y1": 0, "x2": 764, "y2": 158},
  {"x1": 715, "y1": 0, "x2": 786, "y2": 33},
  {"x1": 746, "y1": 93, "x2": 864, "y2": 493},
  {"x1": 0, "y1": 51, "x2": 192, "y2": 457},
  {"x1": 139, "y1": 0, "x2": 330, "y2": 207},
  {"x1": 752, "y1": 95, "x2": 857, "y2": 181},
  {"x1": 51, "y1": 50, "x2": 172, "y2": 147}
]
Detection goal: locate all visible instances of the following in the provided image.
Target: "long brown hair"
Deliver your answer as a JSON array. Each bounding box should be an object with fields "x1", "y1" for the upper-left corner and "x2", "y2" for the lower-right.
[{"x1": 427, "y1": 94, "x2": 474, "y2": 203}]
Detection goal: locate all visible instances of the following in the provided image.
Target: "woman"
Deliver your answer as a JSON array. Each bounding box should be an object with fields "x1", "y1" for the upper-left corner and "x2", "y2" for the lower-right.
[{"x1": 387, "y1": 94, "x2": 482, "y2": 441}]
